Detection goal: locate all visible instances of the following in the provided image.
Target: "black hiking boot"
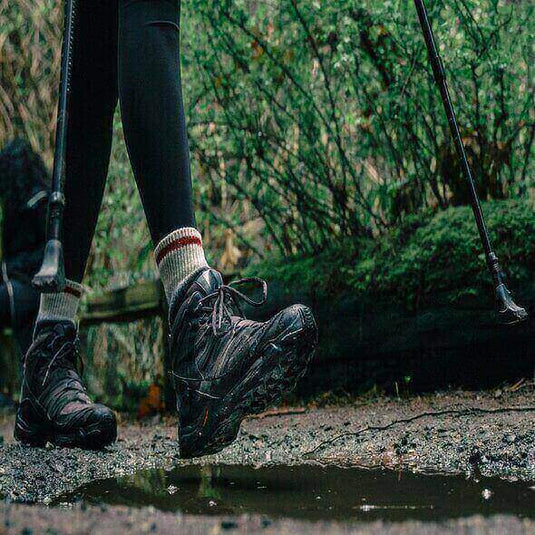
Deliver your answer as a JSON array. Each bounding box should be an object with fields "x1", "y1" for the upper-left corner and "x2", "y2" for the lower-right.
[
  {"x1": 169, "y1": 268, "x2": 318, "y2": 458},
  {"x1": 14, "y1": 321, "x2": 116, "y2": 449}
]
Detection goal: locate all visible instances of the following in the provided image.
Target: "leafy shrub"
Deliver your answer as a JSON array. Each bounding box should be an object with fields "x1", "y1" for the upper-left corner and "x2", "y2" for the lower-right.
[{"x1": 250, "y1": 199, "x2": 535, "y2": 308}]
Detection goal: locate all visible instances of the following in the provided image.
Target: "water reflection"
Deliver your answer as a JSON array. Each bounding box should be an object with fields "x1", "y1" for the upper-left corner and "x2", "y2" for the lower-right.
[{"x1": 55, "y1": 464, "x2": 535, "y2": 522}]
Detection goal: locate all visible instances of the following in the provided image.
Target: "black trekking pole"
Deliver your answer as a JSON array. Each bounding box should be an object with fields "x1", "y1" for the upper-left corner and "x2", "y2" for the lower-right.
[
  {"x1": 33, "y1": 0, "x2": 78, "y2": 293},
  {"x1": 414, "y1": 0, "x2": 527, "y2": 324}
]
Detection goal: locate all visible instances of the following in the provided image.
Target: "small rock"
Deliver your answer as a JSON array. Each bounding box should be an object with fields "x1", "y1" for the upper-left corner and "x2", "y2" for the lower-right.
[
  {"x1": 482, "y1": 488, "x2": 493, "y2": 500},
  {"x1": 503, "y1": 434, "x2": 516, "y2": 444}
]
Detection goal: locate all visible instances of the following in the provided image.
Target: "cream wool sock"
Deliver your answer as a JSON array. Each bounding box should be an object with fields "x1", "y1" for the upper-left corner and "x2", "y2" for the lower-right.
[
  {"x1": 35, "y1": 279, "x2": 84, "y2": 325},
  {"x1": 154, "y1": 227, "x2": 209, "y2": 303}
]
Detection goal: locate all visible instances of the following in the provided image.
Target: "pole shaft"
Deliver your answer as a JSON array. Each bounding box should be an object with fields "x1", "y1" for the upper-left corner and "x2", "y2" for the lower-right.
[
  {"x1": 48, "y1": 0, "x2": 77, "y2": 242},
  {"x1": 413, "y1": 0, "x2": 502, "y2": 283}
]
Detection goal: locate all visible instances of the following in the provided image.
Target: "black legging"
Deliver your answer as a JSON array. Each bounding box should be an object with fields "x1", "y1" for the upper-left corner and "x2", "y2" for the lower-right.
[{"x1": 64, "y1": 0, "x2": 195, "y2": 282}]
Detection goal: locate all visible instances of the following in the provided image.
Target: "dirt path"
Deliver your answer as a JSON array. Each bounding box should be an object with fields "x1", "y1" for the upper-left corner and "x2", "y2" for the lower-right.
[
  {"x1": 0, "y1": 389, "x2": 534, "y2": 533},
  {"x1": 1, "y1": 505, "x2": 533, "y2": 535}
]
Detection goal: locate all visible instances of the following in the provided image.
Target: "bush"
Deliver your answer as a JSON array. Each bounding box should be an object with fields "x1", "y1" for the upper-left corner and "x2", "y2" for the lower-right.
[
  {"x1": 186, "y1": 0, "x2": 535, "y2": 255},
  {"x1": 250, "y1": 199, "x2": 535, "y2": 308}
]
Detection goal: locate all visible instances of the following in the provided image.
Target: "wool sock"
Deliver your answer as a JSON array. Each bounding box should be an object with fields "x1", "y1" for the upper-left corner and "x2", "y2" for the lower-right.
[
  {"x1": 35, "y1": 279, "x2": 84, "y2": 326},
  {"x1": 154, "y1": 227, "x2": 209, "y2": 303}
]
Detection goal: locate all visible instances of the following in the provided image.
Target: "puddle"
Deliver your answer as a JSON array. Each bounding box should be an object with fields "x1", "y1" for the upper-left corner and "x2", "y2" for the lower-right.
[{"x1": 55, "y1": 465, "x2": 535, "y2": 522}]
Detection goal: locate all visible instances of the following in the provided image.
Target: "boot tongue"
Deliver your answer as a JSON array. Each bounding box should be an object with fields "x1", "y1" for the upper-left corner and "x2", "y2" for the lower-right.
[
  {"x1": 193, "y1": 269, "x2": 223, "y2": 296},
  {"x1": 169, "y1": 268, "x2": 223, "y2": 324},
  {"x1": 35, "y1": 320, "x2": 77, "y2": 341}
]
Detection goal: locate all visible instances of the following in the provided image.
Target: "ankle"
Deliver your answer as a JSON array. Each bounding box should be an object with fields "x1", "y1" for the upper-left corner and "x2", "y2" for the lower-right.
[
  {"x1": 155, "y1": 227, "x2": 209, "y2": 304},
  {"x1": 35, "y1": 279, "x2": 84, "y2": 327}
]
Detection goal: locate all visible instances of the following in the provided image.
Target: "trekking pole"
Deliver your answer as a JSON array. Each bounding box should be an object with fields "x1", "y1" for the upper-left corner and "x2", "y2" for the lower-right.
[
  {"x1": 414, "y1": 0, "x2": 528, "y2": 324},
  {"x1": 33, "y1": 0, "x2": 77, "y2": 293}
]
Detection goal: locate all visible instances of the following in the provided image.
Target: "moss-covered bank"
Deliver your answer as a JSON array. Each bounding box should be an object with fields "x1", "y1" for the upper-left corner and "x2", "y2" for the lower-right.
[
  {"x1": 248, "y1": 199, "x2": 535, "y2": 396},
  {"x1": 250, "y1": 199, "x2": 535, "y2": 310}
]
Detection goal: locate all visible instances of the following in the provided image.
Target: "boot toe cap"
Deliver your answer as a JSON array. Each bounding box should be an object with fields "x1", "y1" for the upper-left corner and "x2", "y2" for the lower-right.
[
  {"x1": 83, "y1": 404, "x2": 117, "y2": 448},
  {"x1": 58, "y1": 403, "x2": 117, "y2": 449},
  {"x1": 275, "y1": 304, "x2": 318, "y2": 346}
]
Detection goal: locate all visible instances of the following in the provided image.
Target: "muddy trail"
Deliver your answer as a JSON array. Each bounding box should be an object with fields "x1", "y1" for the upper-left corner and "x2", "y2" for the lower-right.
[{"x1": 0, "y1": 388, "x2": 534, "y2": 534}]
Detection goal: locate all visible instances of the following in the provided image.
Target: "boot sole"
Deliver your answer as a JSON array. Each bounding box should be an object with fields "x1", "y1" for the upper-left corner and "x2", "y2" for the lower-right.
[
  {"x1": 15, "y1": 413, "x2": 117, "y2": 450},
  {"x1": 179, "y1": 307, "x2": 318, "y2": 458}
]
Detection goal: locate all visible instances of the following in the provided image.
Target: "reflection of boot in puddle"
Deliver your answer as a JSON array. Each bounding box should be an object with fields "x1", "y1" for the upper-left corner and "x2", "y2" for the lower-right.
[
  {"x1": 132, "y1": 468, "x2": 167, "y2": 498},
  {"x1": 197, "y1": 465, "x2": 223, "y2": 502}
]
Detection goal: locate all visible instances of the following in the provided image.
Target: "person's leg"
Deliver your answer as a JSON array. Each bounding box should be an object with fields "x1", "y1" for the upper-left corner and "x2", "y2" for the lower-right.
[
  {"x1": 63, "y1": 1, "x2": 120, "y2": 284},
  {"x1": 0, "y1": 279, "x2": 39, "y2": 360},
  {"x1": 15, "y1": 1, "x2": 119, "y2": 450},
  {"x1": 118, "y1": 0, "x2": 206, "y2": 305},
  {"x1": 117, "y1": 0, "x2": 318, "y2": 459},
  {"x1": 10, "y1": 280, "x2": 40, "y2": 355},
  {"x1": 35, "y1": 0, "x2": 119, "y2": 326},
  {"x1": 118, "y1": 0, "x2": 195, "y2": 240}
]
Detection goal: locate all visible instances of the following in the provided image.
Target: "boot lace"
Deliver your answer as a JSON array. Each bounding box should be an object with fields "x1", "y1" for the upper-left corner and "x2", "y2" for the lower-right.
[
  {"x1": 196, "y1": 277, "x2": 268, "y2": 336},
  {"x1": 41, "y1": 334, "x2": 84, "y2": 386}
]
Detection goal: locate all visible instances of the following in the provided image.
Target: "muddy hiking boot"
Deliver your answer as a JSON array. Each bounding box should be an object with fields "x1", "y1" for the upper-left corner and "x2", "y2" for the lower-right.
[
  {"x1": 169, "y1": 268, "x2": 318, "y2": 458},
  {"x1": 14, "y1": 321, "x2": 117, "y2": 449}
]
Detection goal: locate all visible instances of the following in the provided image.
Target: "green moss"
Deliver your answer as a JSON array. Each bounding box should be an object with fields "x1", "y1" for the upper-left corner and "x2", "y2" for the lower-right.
[{"x1": 248, "y1": 199, "x2": 535, "y2": 309}]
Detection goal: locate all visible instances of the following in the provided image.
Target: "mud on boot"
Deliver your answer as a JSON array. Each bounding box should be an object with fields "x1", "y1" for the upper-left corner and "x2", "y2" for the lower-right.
[
  {"x1": 15, "y1": 321, "x2": 117, "y2": 449},
  {"x1": 169, "y1": 268, "x2": 318, "y2": 458}
]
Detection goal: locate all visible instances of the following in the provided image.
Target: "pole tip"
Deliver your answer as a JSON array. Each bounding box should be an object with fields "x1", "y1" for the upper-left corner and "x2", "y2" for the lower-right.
[
  {"x1": 32, "y1": 239, "x2": 66, "y2": 293},
  {"x1": 496, "y1": 283, "x2": 528, "y2": 325}
]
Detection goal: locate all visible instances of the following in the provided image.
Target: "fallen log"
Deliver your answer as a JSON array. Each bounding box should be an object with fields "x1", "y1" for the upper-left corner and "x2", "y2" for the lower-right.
[{"x1": 80, "y1": 280, "x2": 165, "y2": 325}]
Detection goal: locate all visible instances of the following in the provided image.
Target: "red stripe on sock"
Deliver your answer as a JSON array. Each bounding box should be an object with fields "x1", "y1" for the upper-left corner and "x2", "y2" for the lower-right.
[
  {"x1": 156, "y1": 236, "x2": 202, "y2": 265},
  {"x1": 64, "y1": 286, "x2": 82, "y2": 299}
]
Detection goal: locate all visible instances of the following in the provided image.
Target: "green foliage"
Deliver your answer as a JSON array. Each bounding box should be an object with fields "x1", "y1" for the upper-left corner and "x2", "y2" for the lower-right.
[
  {"x1": 85, "y1": 117, "x2": 154, "y2": 290},
  {"x1": 2, "y1": 0, "x2": 534, "y2": 275},
  {"x1": 0, "y1": 0, "x2": 61, "y2": 167},
  {"x1": 82, "y1": 317, "x2": 165, "y2": 410},
  {"x1": 250, "y1": 199, "x2": 535, "y2": 308},
  {"x1": 184, "y1": 0, "x2": 535, "y2": 256}
]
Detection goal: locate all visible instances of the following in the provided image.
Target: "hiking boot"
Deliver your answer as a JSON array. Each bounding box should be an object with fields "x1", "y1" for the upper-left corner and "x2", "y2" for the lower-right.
[
  {"x1": 169, "y1": 268, "x2": 318, "y2": 458},
  {"x1": 14, "y1": 321, "x2": 116, "y2": 449}
]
